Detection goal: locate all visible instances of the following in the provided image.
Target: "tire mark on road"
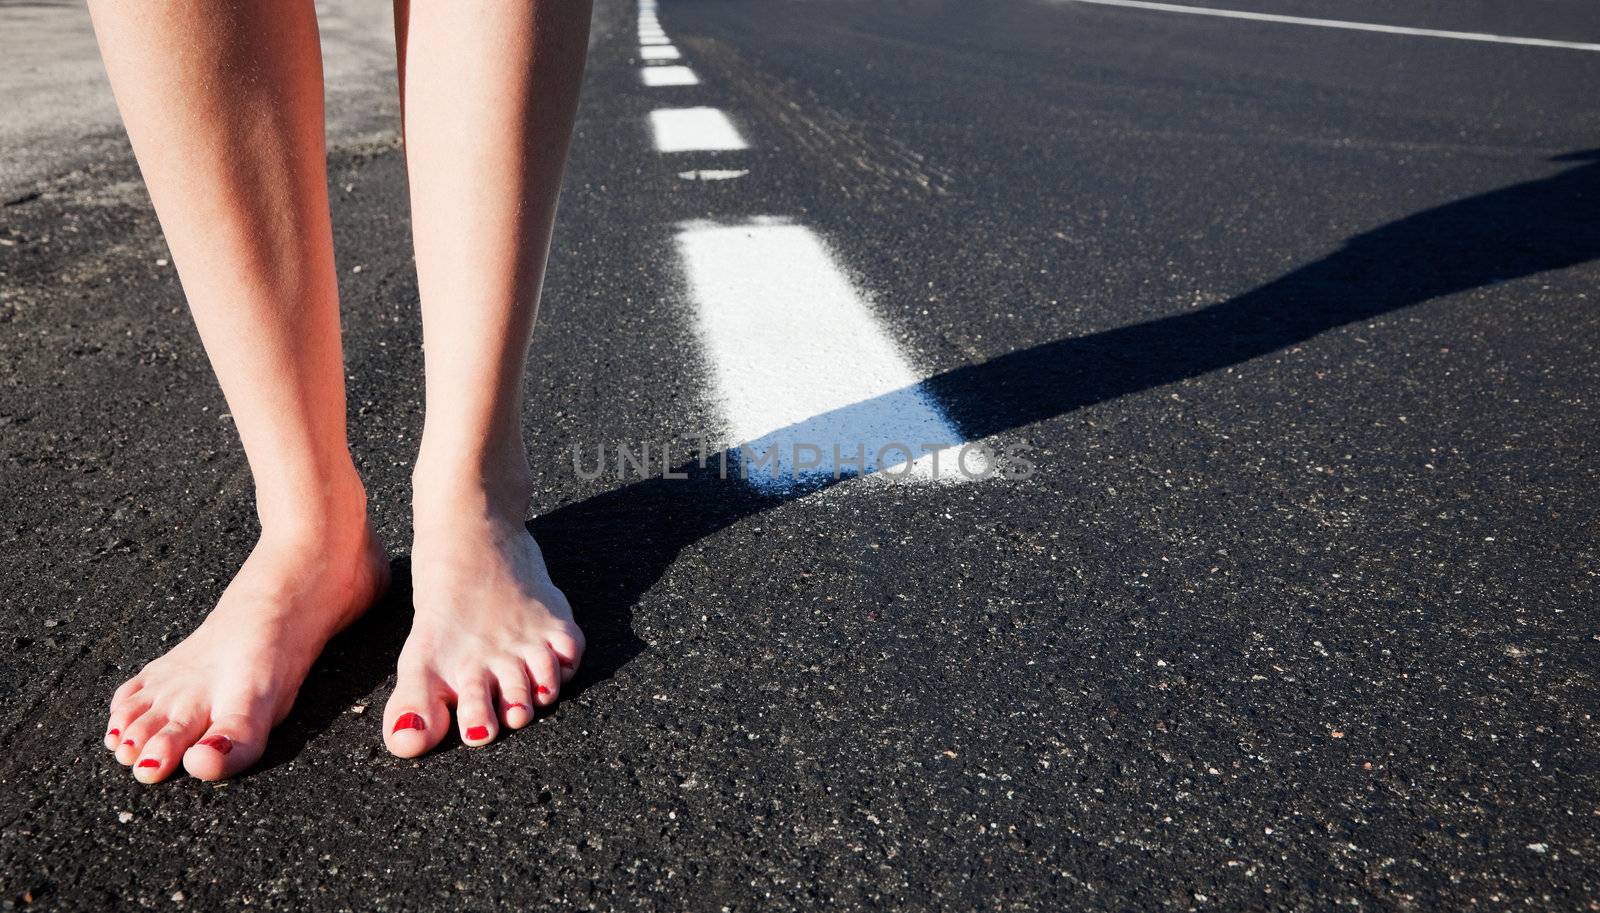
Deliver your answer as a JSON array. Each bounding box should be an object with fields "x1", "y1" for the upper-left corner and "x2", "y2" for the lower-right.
[{"x1": 680, "y1": 35, "x2": 954, "y2": 202}]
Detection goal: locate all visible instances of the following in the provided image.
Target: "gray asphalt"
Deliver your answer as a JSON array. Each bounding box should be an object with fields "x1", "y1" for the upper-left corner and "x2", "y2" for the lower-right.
[{"x1": 3, "y1": 0, "x2": 1599, "y2": 909}]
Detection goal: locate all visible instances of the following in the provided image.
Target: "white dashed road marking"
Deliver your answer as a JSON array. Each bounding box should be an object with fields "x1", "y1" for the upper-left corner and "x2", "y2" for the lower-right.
[
  {"x1": 677, "y1": 169, "x2": 749, "y2": 181},
  {"x1": 640, "y1": 35, "x2": 672, "y2": 45},
  {"x1": 675, "y1": 218, "x2": 983, "y2": 490},
  {"x1": 1064, "y1": 0, "x2": 1600, "y2": 52},
  {"x1": 635, "y1": 9, "x2": 986, "y2": 489},
  {"x1": 649, "y1": 107, "x2": 748, "y2": 152},
  {"x1": 642, "y1": 66, "x2": 700, "y2": 86}
]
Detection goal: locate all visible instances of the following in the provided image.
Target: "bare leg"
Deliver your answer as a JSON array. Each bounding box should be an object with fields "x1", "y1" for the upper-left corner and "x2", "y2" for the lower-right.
[
  {"x1": 89, "y1": 0, "x2": 388, "y2": 782},
  {"x1": 382, "y1": 0, "x2": 591, "y2": 756}
]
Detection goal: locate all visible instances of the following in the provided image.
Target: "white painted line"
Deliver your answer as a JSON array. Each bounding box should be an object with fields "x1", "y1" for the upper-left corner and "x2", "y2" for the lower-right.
[
  {"x1": 640, "y1": 45, "x2": 681, "y2": 61},
  {"x1": 642, "y1": 65, "x2": 700, "y2": 86},
  {"x1": 649, "y1": 107, "x2": 748, "y2": 152},
  {"x1": 640, "y1": 35, "x2": 672, "y2": 45},
  {"x1": 676, "y1": 218, "x2": 985, "y2": 490},
  {"x1": 678, "y1": 169, "x2": 749, "y2": 181},
  {"x1": 1064, "y1": 0, "x2": 1600, "y2": 52}
]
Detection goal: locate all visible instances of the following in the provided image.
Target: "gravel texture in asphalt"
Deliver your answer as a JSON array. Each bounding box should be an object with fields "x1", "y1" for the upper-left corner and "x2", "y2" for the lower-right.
[{"x1": 1, "y1": 0, "x2": 1598, "y2": 909}]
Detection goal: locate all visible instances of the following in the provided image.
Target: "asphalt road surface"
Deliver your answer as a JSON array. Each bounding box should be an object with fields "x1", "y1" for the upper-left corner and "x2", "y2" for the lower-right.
[{"x1": 3, "y1": 0, "x2": 1598, "y2": 909}]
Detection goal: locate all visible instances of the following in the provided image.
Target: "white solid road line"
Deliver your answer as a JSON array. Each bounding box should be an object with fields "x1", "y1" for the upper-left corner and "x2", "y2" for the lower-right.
[
  {"x1": 676, "y1": 218, "x2": 984, "y2": 490},
  {"x1": 1065, "y1": 0, "x2": 1600, "y2": 52},
  {"x1": 642, "y1": 66, "x2": 700, "y2": 86},
  {"x1": 649, "y1": 107, "x2": 748, "y2": 152},
  {"x1": 640, "y1": 36, "x2": 672, "y2": 46},
  {"x1": 640, "y1": 45, "x2": 682, "y2": 61}
]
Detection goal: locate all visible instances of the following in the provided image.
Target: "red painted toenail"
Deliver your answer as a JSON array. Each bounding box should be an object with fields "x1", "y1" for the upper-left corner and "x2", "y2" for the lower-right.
[
  {"x1": 122, "y1": 739, "x2": 135, "y2": 747},
  {"x1": 536, "y1": 685, "x2": 551, "y2": 696},
  {"x1": 199, "y1": 735, "x2": 233, "y2": 755},
  {"x1": 137, "y1": 759, "x2": 159, "y2": 769},
  {"x1": 505, "y1": 702, "x2": 528, "y2": 713},
  {"x1": 465, "y1": 725, "x2": 489, "y2": 741},
  {"x1": 393, "y1": 712, "x2": 425, "y2": 733},
  {"x1": 108, "y1": 729, "x2": 120, "y2": 738}
]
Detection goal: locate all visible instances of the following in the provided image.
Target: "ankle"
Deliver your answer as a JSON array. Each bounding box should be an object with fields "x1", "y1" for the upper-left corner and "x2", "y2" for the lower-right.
[
  {"x1": 254, "y1": 462, "x2": 371, "y2": 546},
  {"x1": 411, "y1": 453, "x2": 534, "y2": 530}
]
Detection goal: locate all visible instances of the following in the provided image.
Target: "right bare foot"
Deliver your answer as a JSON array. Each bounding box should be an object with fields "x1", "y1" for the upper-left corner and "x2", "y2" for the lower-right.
[{"x1": 103, "y1": 509, "x2": 388, "y2": 784}]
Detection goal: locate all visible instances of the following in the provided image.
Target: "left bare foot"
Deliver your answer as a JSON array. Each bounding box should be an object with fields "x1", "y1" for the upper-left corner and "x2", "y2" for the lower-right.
[{"x1": 384, "y1": 492, "x2": 584, "y2": 756}]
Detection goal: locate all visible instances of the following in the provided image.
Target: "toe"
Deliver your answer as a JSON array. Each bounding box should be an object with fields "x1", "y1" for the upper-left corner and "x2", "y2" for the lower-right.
[
  {"x1": 492, "y1": 661, "x2": 534, "y2": 730},
  {"x1": 547, "y1": 631, "x2": 584, "y2": 683},
  {"x1": 116, "y1": 710, "x2": 168, "y2": 766},
  {"x1": 111, "y1": 677, "x2": 144, "y2": 706},
  {"x1": 106, "y1": 693, "x2": 152, "y2": 751},
  {"x1": 133, "y1": 714, "x2": 208, "y2": 784},
  {"x1": 526, "y1": 647, "x2": 560, "y2": 708},
  {"x1": 182, "y1": 713, "x2": 268, "y2": 782},
  {"x1": 383, "y1": 666, "x2": 449, "y2": 759},
  {"x1": 456, "y1": 676, "x2": 498, "y2": 747}
]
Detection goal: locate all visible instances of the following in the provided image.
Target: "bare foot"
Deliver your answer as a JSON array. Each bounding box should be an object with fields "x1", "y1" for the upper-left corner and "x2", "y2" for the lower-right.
[
  {"x1": 104, "y1": 515, "x2": 389, "y2": 783},
  {"x1": 384, "y1": 499, "x2": 583, "y2": 756}
]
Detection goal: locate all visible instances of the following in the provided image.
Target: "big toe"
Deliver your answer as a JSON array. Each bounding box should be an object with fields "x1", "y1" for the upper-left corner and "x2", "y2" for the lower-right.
[
  {"x1": 182, "y1": 713, "x2": 269, "y2": 782},
  {"x1": 383, "y1": 670, "x2": 449, "y2": 759}
]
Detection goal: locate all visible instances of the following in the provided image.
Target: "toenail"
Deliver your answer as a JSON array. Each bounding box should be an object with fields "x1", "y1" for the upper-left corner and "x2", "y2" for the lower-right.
[
  {"x1": 536, "y1": 685, "x2": 551, "y2": 696},
  {"x1": 122, "y1": 739, "x2": 135, "y2": 747},
  {"x1": 108, "y1": 729, "x2": 120, "y2": 738},
  {"x1": 393, "y1": 712, "x2": 426, "y2": 733},
  {"x1": 505, "y1": 702, "x2": 528, "y2": 713},
  {"x1": 465, "y1": 725, "x2": 489, "y2": 741},
  {"x1": 198, "y1": 735, "x2": 233, "y2": 755},
  {"x1": 137, "y1": 759, "x2": 159, "y2": 769}
]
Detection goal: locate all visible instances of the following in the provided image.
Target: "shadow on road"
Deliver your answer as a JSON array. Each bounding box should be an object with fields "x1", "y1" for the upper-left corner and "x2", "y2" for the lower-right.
[
  {"x1": 932, "y1": 150, "x2": 1600, "y2": 440},
  {"x1": 275, "y1": 150, "x2": 1600, "y2": 757}
]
